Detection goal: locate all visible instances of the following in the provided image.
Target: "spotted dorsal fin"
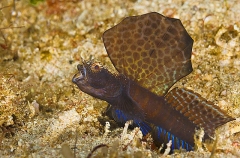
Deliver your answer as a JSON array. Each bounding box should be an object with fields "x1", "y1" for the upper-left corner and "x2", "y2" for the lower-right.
[{"x1": 103, "y1": 12, "x2": 193, "y2": 96}]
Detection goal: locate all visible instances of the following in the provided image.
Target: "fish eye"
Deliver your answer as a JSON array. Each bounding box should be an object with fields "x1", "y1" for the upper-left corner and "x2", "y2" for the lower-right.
[{"x1": 91, "y1": 62, "x2": 102, "y2": 72}]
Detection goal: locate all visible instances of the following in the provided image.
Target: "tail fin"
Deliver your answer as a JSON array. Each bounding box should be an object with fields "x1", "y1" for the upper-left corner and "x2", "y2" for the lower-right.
[{"x1": 165, "y1": 88, "x2": 235, "y2": 136}]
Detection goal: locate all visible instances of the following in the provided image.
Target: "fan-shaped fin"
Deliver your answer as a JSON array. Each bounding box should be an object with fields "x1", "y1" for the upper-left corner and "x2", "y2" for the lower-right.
[{"x1": 103, "y1": 12, "x2": 193, "y2": 96}]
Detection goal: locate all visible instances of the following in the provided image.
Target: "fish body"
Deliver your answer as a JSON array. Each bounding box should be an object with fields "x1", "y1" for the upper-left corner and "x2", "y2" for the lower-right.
[
  {"x1": 72, "y1": 12, "x2": 234, "y2": 151},
  {"x1": 129, "y1": 81, "x2": 197, "y2": 148}
]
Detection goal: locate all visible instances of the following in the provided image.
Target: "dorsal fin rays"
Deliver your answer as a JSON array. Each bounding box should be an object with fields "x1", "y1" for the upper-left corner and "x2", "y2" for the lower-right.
[
  {"x1": 135, "y1": 58, "x2": 192, "y2": 96},
  {"x1": 165, "y1": 88, "x2": 235, "y2": 136},
  {"x1": 103, "y1": 12, "x2": 193, "y2": 96}
]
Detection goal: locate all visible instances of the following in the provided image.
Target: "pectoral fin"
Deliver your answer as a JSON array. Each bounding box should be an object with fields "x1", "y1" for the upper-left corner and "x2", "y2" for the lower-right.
[{"x1": 105, "y1": 104, "x2": 152, "y2": 136}]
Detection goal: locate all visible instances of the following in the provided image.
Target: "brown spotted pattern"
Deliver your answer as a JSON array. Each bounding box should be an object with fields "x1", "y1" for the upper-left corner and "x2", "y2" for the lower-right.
[
  {"x1": 103, "y1": 12, "x2": 193, "y2": 96},
  {"x1": 165, "y1": 88, "x2": 235, "y2": 136}
]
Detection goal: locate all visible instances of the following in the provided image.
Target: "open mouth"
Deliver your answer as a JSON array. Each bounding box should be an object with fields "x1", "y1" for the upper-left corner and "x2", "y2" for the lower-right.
[{"x1": 72, "y1": 64, "x2": 86, "y2": 83}]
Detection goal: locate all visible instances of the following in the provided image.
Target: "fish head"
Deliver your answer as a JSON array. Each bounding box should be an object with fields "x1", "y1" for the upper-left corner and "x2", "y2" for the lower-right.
[{"x1": 72, "y1": 61, "x2": 123, "y2": 100}]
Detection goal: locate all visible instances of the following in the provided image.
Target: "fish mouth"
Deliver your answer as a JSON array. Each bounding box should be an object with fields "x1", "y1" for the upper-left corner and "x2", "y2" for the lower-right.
[{"x1": 72, "y1": 64, "x2": 86, "y2": 83}]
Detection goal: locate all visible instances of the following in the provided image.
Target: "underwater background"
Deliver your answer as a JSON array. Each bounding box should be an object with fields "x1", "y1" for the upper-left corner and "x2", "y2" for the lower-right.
[{"x1": 0, "y1": 0, "x2": 240, "y2": 157}]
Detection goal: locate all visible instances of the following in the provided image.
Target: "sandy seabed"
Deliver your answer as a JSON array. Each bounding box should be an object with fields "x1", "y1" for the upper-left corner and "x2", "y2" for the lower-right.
[{"x1": 0, "y1": 0, "x2": 240, "y2": 157}]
